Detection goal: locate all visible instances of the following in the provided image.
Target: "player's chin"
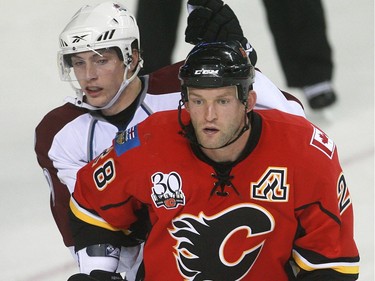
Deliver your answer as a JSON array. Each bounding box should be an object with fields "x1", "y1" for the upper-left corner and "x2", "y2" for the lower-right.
[
  {"x1": 197, "y1": 137, "x2": 222, "y2": 149},
  {"x1": 85, "y1": 96, "x2": 108, "y2": 108}
]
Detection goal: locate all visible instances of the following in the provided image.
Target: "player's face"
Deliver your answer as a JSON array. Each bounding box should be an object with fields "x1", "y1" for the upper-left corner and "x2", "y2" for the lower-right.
[
  {"x1": 186, "y1": 86, "x2": 248, "y2": 150},
  {"x1": 71, "y1": 49, "x2": 125, "y2": 107}
]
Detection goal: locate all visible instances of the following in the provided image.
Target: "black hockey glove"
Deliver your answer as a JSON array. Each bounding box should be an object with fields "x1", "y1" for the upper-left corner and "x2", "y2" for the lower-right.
[
  {"x1": 185, "y1": 0, "x2": 257, "y2": 65},
  {"x1": 68, "y1": 270, "x2": 124, "y2": 281}
]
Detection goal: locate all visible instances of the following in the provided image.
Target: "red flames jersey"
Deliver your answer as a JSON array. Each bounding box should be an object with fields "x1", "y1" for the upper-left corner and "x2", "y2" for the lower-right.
[
  {"x1": 71, "y1": 109, "x2": 359, "y2": 280},
  {"x1": 35, "y1": 63, "x2": 304, "y2": 249}
]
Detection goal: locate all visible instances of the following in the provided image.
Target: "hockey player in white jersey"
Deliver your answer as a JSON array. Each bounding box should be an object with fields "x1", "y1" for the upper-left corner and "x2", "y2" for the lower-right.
[{"x1": 34, "y1": 1, "x2": 304, "y2": 280}]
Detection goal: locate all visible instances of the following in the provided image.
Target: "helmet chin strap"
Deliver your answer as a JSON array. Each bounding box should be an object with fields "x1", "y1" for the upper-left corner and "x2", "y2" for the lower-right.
[{"x1": 64, "y1": 60, "x2": 143, "y2": 111}]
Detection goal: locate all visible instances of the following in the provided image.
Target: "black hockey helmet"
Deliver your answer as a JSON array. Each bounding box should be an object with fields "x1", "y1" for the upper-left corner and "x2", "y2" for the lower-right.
[{"x1": 179, "y1": 40, "x2": 255, "y2": 103}]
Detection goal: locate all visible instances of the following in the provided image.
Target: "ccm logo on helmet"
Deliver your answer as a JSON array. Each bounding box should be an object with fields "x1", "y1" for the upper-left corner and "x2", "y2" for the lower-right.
[{"x1": 194, "y1": 69, "x2": 219, "y2": 75}]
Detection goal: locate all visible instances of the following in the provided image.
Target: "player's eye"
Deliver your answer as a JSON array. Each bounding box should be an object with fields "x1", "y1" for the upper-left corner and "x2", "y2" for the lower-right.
[
  {"x1": 95, "y1": 58, "x2": 109, "y2": 65},
  {"x1": 71, "y1": 60, "x2": 85, "y2": 68},
  {"x1": 217, "y1": 99, "x2": 230, "y2": 105},
  {"x1": 191, "y1": 98, "x2": 203, "y2": 105}
]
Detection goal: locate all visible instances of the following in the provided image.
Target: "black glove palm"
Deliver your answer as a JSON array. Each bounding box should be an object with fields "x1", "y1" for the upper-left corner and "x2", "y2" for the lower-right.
[
  {"x1": 185, "y1": 0, "x2": 257, "y2": 65},
  {"x1": 68, "y1": 270, "x2": 124, "y2": 281}
]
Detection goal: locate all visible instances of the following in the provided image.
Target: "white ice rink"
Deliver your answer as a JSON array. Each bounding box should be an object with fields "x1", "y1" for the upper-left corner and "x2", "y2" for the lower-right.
[{"x1": 1, "y1": 0, "x2": 373, "y2": 280}]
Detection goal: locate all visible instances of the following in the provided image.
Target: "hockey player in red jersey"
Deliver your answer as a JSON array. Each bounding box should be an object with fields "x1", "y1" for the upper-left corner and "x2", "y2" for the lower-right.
[
  {"x1": 35, "y1": 1, "x2": 308, "y2": 280},
  {"x1": 70, "y1": 41, "x2": 359, "y2": 280}
]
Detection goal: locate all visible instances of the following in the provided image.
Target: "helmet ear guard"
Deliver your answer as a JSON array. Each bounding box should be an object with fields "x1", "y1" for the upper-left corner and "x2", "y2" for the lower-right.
[{"x1": 178, "y1": 40, "x2": 255, "y2": 104}]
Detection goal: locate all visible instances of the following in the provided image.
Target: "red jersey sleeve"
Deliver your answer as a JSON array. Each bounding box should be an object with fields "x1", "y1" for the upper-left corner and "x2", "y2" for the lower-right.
[
  {"x1": 291, "y1": 126, "x2": 359, "y2": 278},
  {"x1": 71, "y1": 146, "x2": 143, "y2": 232}
]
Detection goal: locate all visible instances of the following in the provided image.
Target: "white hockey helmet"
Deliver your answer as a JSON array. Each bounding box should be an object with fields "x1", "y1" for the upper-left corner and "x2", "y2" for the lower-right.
[{"x1": 58, "y1": 1, "x2": 143, "y2": 110}]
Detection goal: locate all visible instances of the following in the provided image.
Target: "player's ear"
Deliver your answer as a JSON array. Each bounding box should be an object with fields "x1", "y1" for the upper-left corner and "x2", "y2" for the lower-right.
[
  {"x1": 129, "y1": 49, "x2": 140, "y2": 71},
  {"x1": 246, "y1": 90, "x2": 257, "y2": 112}
]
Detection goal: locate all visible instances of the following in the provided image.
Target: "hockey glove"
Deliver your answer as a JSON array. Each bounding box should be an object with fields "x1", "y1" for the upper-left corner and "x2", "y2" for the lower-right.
[
  {"x1": 185, "y1": 0, "x2": 257, "y2": 65},
  {"x1": 68, "y1": 270, "x2": 124, "y2": 281}
]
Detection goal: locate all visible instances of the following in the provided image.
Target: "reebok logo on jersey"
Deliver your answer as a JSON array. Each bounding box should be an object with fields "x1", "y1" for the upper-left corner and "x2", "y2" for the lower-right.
[{"x1": 310, "y1": 126, "x2": 335, "y2": 159}]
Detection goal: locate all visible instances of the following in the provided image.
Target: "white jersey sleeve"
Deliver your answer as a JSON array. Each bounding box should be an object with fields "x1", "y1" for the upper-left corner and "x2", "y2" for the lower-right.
[{"x1": 253, "y1": 70, "x2": 305, "y2": 117}]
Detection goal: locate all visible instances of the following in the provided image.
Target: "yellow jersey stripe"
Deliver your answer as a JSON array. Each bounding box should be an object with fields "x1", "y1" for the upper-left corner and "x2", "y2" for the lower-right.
[
  {"x1": 292, "y1": 250, "x2": 359, "y2": 274},
  {"x1": 69, "y1": 198, "x2": 120, "y2": 231}
]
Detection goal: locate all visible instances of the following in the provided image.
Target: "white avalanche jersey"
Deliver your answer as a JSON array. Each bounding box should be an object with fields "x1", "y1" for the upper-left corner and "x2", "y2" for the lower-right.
[{"x1": 50, "y1": 90, "x2": 181, "y2": 194}]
